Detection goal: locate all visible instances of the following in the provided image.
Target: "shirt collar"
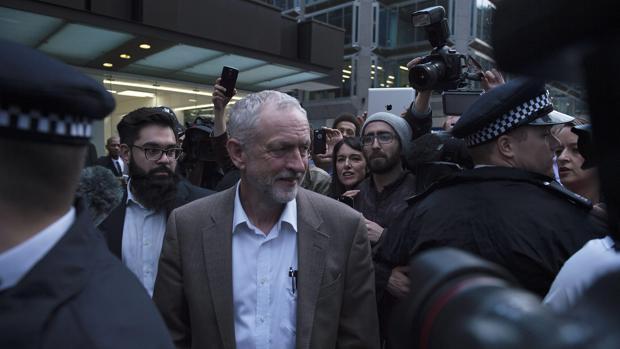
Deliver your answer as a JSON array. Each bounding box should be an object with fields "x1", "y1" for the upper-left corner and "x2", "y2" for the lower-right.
[
  {"x1": 232, "y1": 181, "x2": 298, "y2": 234},
  {"x1": 126, "y1": 179, "x2": 148, "y2": 209},
  {"x1": 0, "y1": 207, "x2": 75, "y2": 291}
]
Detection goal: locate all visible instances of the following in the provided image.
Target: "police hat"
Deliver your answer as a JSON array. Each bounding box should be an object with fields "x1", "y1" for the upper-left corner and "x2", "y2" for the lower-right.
[
  {"x1": 452, "y1": 78, "x2": 574, "y2": 147},
  {"x1": 0, "y1": 39, "x2": 115, "y2": 144}
]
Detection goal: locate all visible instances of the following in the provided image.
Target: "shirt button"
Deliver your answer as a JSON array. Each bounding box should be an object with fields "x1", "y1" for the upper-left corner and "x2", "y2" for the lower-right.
[{"x1": 259, "y1": 317, "x2": 265, "y2": 323}]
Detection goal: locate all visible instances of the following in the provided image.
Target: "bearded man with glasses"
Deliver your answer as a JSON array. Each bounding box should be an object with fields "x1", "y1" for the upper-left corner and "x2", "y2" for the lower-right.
[{"x1": 99, "y1": 107, "x2": 213, "y2": 297}]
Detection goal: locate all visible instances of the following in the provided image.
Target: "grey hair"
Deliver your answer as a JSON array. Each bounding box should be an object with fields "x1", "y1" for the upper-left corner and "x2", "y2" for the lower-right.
[{"x1": 227, "y1": 90, "x2": 307, "y2": 146}]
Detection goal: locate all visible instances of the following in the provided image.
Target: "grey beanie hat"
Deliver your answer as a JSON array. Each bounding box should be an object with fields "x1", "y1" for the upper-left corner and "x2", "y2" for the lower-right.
[{"x1": 361, "y1": 112, "x2": 413, "y2": 156}]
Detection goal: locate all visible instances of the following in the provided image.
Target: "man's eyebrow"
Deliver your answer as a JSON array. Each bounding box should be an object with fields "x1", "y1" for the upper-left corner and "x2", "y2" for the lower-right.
[{"x1": 141, "y1": 142, "x2": 177, "y2": 147}]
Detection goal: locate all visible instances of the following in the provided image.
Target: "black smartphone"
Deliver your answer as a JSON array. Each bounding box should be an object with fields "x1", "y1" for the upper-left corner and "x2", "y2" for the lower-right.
[
  {"x1": 338, "y1": 195, "x2": 355, "y2": 208},
  {"x1": 312, "y1": 129, "x2": 327, "y2": 155},
  {"x1": 220, "y1": 66, "x2": 238, "y2": 98},
  {"x1": 442, "y1": 90, "x2": 483, "y2": 116}
]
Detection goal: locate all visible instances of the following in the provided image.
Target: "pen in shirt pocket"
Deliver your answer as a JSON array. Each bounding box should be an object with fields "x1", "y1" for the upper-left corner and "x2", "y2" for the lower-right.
[{"x1": 288, "y1": 267, "x2": 298, "y2": 294}]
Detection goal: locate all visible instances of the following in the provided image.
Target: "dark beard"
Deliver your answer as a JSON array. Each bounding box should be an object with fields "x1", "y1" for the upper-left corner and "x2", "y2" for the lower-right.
[
  {"x1": 367, "y1": 152, "x2": 401, "y2": 174},
  {"x1": 129, "y1": 159, "x2": 179, "y2": 212}
]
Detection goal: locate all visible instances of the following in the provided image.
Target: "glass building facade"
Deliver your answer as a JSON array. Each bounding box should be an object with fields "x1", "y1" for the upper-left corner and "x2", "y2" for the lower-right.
[{"x1": 261, "y1": 0, "x2": 587, "y2": 122}]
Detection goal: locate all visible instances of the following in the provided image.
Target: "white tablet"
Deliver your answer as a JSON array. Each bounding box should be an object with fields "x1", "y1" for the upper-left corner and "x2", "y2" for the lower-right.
[{"x1": 367, "y1": 87, "x2": 415, "y2": 117}]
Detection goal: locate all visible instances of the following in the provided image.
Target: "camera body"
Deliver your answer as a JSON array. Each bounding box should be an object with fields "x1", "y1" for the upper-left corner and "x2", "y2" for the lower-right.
[
  {"x1": 409, "y1": 6, "x2": 479, "y2": 92},
  {"x1": 410, "y1": 46, "x2": 465, "y2": 91}
]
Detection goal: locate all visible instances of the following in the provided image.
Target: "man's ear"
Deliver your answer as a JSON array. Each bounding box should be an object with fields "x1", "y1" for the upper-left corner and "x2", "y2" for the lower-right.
[
  {"x1": 120, "y1": 144, "x2": 131, "y2": 163},
  {"x1": 227, "y1": 138, "x2": 246, "y2": 170},
  {"x1": 496, "y1": 135, "x2": 515, "y2": 159}
]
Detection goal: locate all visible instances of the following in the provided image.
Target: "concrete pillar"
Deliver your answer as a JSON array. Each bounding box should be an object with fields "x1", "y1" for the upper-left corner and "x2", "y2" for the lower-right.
[
  {"x1": 353, "y1": 0, "x2": 375, "y2": 114},
  {"x1": 452, "y1": 0, "x2": 474, "y2": 55}
]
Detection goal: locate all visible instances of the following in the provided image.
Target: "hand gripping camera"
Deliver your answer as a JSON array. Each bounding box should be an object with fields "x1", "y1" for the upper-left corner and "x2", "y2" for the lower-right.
[{"x1": 409, "y1": 6, "x2": 481, "y2": 92}]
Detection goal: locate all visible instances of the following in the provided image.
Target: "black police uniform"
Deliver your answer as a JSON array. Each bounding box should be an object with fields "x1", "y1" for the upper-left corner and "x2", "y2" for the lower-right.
[
  {"x1": 394, "y1": 78, "x2": 603, "y2": 297},
  {"x1": 407, "y1": 166, "x2": 604, "y2": 296},
  {"x1": 0, "y1": 40, "x2": 174, "y2": 349}
]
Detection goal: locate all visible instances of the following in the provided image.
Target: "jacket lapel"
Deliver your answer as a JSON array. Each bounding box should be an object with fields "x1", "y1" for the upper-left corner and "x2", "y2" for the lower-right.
[
  {"x1": 99, "y1": 191, "x2": 128, "y2": 259},
  {"x1": 202, "y1": 187, "x2": 236, "y2": 349},
  {"x1": 295, "y1": 190, "x2": 328, "y2": 349}
]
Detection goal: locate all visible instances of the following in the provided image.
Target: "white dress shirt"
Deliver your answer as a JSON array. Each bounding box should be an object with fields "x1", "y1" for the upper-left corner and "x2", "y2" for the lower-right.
[
  {"x1": 122, "y1": 182, "x2": 167, "y2": 297},
  {"x1": 0, "y1": 208, "x2": 75, "y2": 291},
  {"x1": 232, "y1": 183, "x2": 298, "y2": 349}
]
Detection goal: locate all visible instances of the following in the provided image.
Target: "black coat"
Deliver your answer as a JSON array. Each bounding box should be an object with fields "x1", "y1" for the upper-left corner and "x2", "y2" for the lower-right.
[
  {"x1": 383, "y1": 166, "x2": 605, "y2": 297},
  {"x1": 95, "y1": 155, "x2": 123, "y2": 176},
  {"x1": 0, "y1": 201, "x2": 174, "y2": 349},
  {"x1": 99, "y1": 178, "x2": 213, "y2": 258}
]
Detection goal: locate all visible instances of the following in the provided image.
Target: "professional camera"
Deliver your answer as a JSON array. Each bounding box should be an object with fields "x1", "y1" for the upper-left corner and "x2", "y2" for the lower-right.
[
  {"x1": 409, "y1": 6, "x2": 481, "y2": 92},
  {"x1": 388, "y1": 248, "x2": 620, "y2": 349}
]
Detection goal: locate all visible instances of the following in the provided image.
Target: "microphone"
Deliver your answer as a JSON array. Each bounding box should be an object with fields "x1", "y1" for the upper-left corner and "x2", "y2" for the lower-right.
[{"x1": 77, "y1": 166, "x2": 124, "y2": 226}]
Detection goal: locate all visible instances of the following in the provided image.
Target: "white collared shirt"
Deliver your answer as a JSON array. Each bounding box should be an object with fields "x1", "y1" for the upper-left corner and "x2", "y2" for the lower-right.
[
  {"x1": 0, "y1": 207, "x2": 75, "y2": 291},
  {"x1": 232, "y1": 182, "x2": 298, "y2": 349},
  {"x1": 122, "y1": 181, "x2": 167, "y2": 297}
]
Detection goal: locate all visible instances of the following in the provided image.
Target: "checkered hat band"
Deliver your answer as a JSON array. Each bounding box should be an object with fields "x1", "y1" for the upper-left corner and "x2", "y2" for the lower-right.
[
  {"x1": 0, "y1": 105, "x2": 91, "y2": 139},
  {"x1": 465, "y1": 91, "x2": 551, "y2": 146}
]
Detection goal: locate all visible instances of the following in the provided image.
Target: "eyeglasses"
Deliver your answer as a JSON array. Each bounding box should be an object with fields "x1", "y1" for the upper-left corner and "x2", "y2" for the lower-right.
[
  {"x1": 132, "y1": 145, "x2": 182, "y2": 160},
  {"x1": 361, "y1": 132, "x2": 396, "y2": 147}
]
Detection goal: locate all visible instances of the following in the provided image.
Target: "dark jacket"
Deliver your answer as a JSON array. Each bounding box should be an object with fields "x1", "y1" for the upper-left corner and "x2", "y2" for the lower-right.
[
  {"x1": 0, "y1": 201, "x2": 174, "y2": 349},
  {"x1": 400, "y1": 166, "x2": 605, "y2": 296},
  {"x1": 95, "y1": 155, "x2": 123, "y2": 176},
  {"x1": 355, "y1": 171, "x2": 418, "y2": 239},
  {"x1": 99, "y1": 178, "x2": 213, "y2": 258}
]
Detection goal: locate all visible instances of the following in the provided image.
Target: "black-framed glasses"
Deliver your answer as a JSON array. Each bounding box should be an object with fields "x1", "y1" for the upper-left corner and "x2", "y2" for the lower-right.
[
  {"x1": 132, "y1": 145, "x2": 182, "y2": 160},
  {"x1": 361, "y1": 132, "x2": 396, "y2": 147}
]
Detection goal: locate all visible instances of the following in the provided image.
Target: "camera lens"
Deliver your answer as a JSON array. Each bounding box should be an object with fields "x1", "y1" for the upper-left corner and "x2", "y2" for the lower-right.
[
  {"x1": 387, "y1": 248, "x2": 566, "y2": 349},
  {"x1": 409, "y1": 60, "x2": 446, "y2": 90}
]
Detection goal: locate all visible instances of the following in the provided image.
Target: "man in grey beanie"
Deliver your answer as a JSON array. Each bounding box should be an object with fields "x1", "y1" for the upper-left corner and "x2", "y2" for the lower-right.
[{"x1": 343, "y1": 111, "x2": 418, "y2": 344}]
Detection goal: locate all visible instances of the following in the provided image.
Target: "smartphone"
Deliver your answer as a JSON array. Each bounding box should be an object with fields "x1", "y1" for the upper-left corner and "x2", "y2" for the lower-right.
[
  {"x1": 313, "y1": 129, "x2": 327, "y2": 155},
  {"x1": 338, "y1": 195, "x2": 355, "y2": 208},
  {"x1": 442, "y1": 90, "x2": 483, "y2": 116},
  {"x1": 220, "y1": 66, "x2": 238, "y2": 98}
]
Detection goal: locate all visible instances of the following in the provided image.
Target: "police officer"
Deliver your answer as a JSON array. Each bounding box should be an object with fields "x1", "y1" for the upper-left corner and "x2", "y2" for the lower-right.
[
  {"x1": 404, "y1": 78, "x2": 605, "y2": 297},
  {"x1": 0, "y1": 40, "x2": 174, "y2": 348}
]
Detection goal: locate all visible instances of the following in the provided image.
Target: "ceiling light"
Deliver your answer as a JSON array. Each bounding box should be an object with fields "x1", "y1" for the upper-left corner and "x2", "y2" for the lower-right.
[
  {"x1": 342, "y1": 69, "x2": 352, "y2": 74},
  {"x1": 106, "y1": 90, "x2": 117, "y2": 94},
  {"x1": 388, "y1": 75, "x2": 395, "y2": 79},
  {"x1": 103, "y1": 62, "x2": 113, "y2": 68},
  {"x1": 342, "y1": 74, "x2": 350, "y2": 79},
  {"x1": 188, "y1": 98, "x2": 197, "y2": 102},
  {"x1": 117, "y1": 90, "x2": 155, "y2": 98},
  {"x1": 103, "y1": 79, "x2": 212, "y2": 96},
  {"x1": 139, "y1": 43, "x2": 151, "y2": 49},
  {"x1": 175, "y1": 103, "x2": 215, "y2": 111},
  {"x1": 377, "y1": 66, "x2": 384, "y2": 70},
  {"x1": 119, "y1": 53, "x2": 131, "y2": 59},
  {"x1": 400, "y1": 65, "x2": 408, "y2": 71}
]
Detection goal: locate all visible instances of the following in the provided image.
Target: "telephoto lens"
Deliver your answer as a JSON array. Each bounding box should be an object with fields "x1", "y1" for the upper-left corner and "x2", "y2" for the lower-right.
[{"x1": 388, "y1": 248, "x2": 575, "y2": 349}]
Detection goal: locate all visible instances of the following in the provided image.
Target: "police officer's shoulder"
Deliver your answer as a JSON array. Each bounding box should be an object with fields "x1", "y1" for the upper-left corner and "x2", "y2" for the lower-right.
[{"x1": 536, "y1": 178, "x2": 593, "y2": 209}]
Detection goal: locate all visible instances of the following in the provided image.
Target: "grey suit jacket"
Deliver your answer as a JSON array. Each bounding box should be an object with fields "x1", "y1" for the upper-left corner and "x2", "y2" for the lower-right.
[{"x1": 153, "y1": 186, "x2": 380, "y2": 349}]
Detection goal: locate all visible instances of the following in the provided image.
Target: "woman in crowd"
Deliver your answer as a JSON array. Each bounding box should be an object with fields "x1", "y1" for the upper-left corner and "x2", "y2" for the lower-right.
[
  {"x1": 330, "y1": 137, "x2": 367, "y2": 199},
  {"x1": 556, "y1": 119, "x2": 600, "y2": 203}
]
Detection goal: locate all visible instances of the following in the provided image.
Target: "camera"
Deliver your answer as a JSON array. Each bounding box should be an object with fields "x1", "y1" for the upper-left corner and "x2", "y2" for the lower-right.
[
  {"x1": 387, "y1": 247, "x2": 620, "y2": 349},
  {"x1": 409, "y1": 6, "x2": 481, "y2": 92}
]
